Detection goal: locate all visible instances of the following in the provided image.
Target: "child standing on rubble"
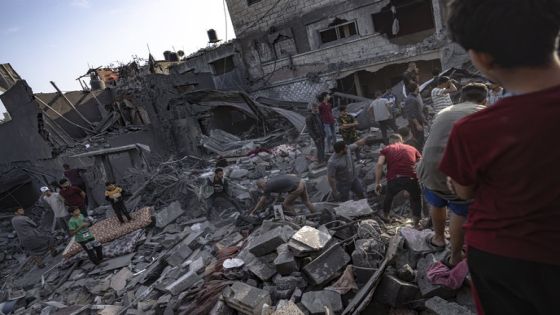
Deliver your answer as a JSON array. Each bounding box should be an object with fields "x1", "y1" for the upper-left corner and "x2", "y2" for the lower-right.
[
  {"x1": 105, "y1": 182, "x2": 133, "y2": 224},
  {"x1": 68, "y1": 207, "x2": 103, "y2": 265}
]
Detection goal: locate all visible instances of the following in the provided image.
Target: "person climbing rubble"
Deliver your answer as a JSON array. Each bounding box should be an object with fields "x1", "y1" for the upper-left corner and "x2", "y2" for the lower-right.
[
  {"x1": 105, "y1": 181, "x2": 133, "y2": 224},
  {"x1": 206, "y1": 168, "x2": 241, "y2": 215},
  {"x1": 250, "y1": 174, "x2": 316, "y2": 215},
  {"x1": 317, "y1": 92, "x2": 337, "y2": 151},
  {"x1": 11, "y1": 207, "x2": 58, "y2": 268},
  {"x1": 403, "y1": 83, "x2": 425, "y2": 151},
  {"x1": 59, "y1": 178, "x2": 87, "y2": 217},
  {"x1": 338, "y1": 105, "x2": 361, "y2": 160},
  {"x1": 418, "y1": 83, "x2": 488, "y2": 266},
  {"x1": 375, "y1": 134, "x2": 422, "y2": 226},
  {"x1": 68, "y1": 207, "x2": 103, "y2": 265},
  {"x1": 442, "y1": 0, "x2": 560, "y2": 313},
  {"x1": 328, "y1": 136, "x2": 376, "y2": 202},
  {"x1": 41, "y1": 186, "x2": 69, "y2": 234},
  {"x1": 305, "y1": 103, "x2": 326, "y2": 164}
]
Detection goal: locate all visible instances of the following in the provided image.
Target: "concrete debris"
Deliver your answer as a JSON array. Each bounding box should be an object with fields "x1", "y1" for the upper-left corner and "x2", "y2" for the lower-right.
[
  {"x1": 334, "y1": 199, "x2": 374, "y2": 218},
  {"x1": 272, "y1": 300, "x2": 305, "y2": 315},
  {"x1": 301, "y1": 290, "x2": 343, "y2": 314},
  {"x1": 417, "y1": 254, "x2": 457, "y2": 298},
  {"x1": 223, "y1": 281, "x2": 272, "y2": 315},
  {"x1": 290, "y1": 226, "x2": 332, "y2": 251},
  {"x1": 425, "y1": 296, "x2": 475, "y2": 315},
  {"x1": 110, "y1": 267, "x2": 133, "y2": 292},
  {"x1": 249, "y1": 226, "x2": 295, "y2": 257},
  {"x1": 164, "y1": 271, "x2": 202, "y2": 295},
  {"x1": 223, "y1": 258, "x2": 245, "y2": 269},
  {"x1": 303, "y1": 243, "x2": 351, "y2": 285},
  {"x1": 274, "y1": 244, "x2": 298, "y2": 276},
  {"x1": 155, "y1": 201, "x2": 184, "y2": 228},
  {"x1": 375, "y1": 274, "x2": 420, "y2": 307}
]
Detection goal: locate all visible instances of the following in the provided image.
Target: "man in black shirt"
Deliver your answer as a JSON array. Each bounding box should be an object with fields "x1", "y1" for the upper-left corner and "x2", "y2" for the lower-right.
[
  {"x1": 306, "y1": 103, "x2": 326, "y2": 163},
  {"x1": 250, "y1": 174, "x2": 316, "y2": 215}
]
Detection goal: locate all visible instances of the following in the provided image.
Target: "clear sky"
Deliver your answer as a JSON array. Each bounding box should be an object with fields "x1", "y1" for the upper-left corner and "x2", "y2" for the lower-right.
[{"x1": 0, "y1": 0, "x2": 235, "y2": 95}]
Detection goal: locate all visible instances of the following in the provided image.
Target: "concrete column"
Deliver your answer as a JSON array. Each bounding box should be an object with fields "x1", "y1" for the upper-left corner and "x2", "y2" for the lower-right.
[
  {"x1": 353, "y1": 72, "x2": 364, "y2": 97},
  {"x1": 431, "y1": 0, "x2": 445, "y2": 38}
]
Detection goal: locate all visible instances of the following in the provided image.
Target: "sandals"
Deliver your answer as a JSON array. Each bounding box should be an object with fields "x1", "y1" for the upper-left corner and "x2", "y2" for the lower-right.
[{"x1": 425, "y1": 235, "x2": 446, "y2": 252}]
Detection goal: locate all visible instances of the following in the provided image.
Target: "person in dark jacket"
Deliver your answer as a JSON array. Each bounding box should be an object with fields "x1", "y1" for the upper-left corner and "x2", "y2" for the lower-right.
[
  {"x1": 305, "y1": 103, "x2": 326, "y2": 163},
  {"x1": 207, "y1": 168, "x2": 241, "y2": 213},
  {"x1": 105, "y1": 182, "x2": 133, "y2": 224}
]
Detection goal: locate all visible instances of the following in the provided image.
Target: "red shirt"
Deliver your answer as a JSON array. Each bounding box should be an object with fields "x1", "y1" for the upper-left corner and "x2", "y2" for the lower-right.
[
  {"x1": 59, "y1": 186, "x2": 85, "y2": 209},
  {"x1": 381, "y1": 143, "x2": 421, "y2": 181},
  {"x1": 318, "y1": 101, "x2": 335, "y2": 124},
  {"x1": 440, "y1": 85, "x2": 560, "y2": 265}
]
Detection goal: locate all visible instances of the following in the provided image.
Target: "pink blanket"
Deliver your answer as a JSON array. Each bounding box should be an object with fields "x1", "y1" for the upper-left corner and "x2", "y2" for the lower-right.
[{"x1": 426, "y1": 259, "x2": 469, "y2": 289}]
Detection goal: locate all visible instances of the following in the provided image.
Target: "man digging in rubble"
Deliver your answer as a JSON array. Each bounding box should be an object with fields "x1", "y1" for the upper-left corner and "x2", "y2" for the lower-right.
[
  {"x1": 11, "y1": 208, "x2": 58, "y2": 268},
  {"x1": 375, "y1": 134, "x2": 422, "y2": 226},
  {"x1": 250, "y1": 174, "x2": 316, "y2": 215},
  {"x1": 417, "y1": 83, "x2": 488, "y2": 266},
  {"x1": 207, "y1": 168, "x2": 241, "y2": 216},
  {"x1": 441, "y1": 1, "x2": 560, "y2": 313},
  {"x1": 327, "y1": 136, "x2": 375, "y2": 202},
  {"x1": 68, "y1": 206, "x2": 103, "y2": 265},
  {"x1": 306, "y1": 103, "x2": 326, "y2": 164}
]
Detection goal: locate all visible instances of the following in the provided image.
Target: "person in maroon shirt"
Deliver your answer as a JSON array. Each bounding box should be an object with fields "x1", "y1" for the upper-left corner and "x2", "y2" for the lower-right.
[
  {"x1": 317, "y1": 92, "x2": 336, "y2": 150},
  {"x1": 59, "y1": 178, "x2": 87, "y2": 217},
  {"x1": 441, "y1": 1, "x2": 560, "y2": 314},
  {"x1": 374, "y1": 134, "x2": 422, "y2": 225}
]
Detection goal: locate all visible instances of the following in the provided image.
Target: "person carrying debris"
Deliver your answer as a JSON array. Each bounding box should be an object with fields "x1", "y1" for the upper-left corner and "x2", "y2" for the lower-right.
[
  {"x1": 11, "y1": 207, "x2": 58, "y2": 268},
  {"x1": 317, "y1": 92, "x2": 337, "y2": 150},
  {"x1": 105, "y1": 182, "x2": 133, "y2": 224},
  {"x1": 440, "y1": 1, "x2": 560, "y2": 314},
  {"x1": 41, "y1": 186, "x2": 69, "y2": 233},
  {"x1": 328, "y1": 136, "x2": 375, "y2": 202},
  {"x1": 68, "y1": 207, "x2": 103, "y2": 265},
  {"x1": 250, "y1": 174, "x2": 316, "y2": 215},
  {"x1": 431, "y1": 76, "x2": 458, "y2": 114},
  {"x1": 403, "y1": 83, "x2": 425, "y2": 151},
  {"x1": 338, "y1": 105, "x2": 361, "y2": 160},
  {"x1": 305, "y1": 103, "x2": 326, "y2": 164},
  {"x1": 368, "y1": 91, "x2": 399, "y2": 145},
  {"x1": 59, "y1": 178, "x2": 87, "y2": 217},
  {"x1": 417, "y1": 83, "x2": 488, "y2": 266},
  {"x1": 374, "y1": 134, "x2": 422, "y2": 226},
  {"x1": 207, "y1": 168, "x2": 241, "y2": 214}
]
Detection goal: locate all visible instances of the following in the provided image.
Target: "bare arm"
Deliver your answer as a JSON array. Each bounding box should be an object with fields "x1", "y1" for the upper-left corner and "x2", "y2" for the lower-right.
[
  {"x1": 411, "y1": 118, "x2": 423, "y2": 131},
  {"x1": 447, "y1": 177, "x2": 475, "y2": 200},
  {"x1": 375, "y1": 155, "x2": 386, "y2": 193},
  {"x1": 328, "y1": 176, "x2": 338, "y2": 196},
  {"x1": 250, "y1": 196, "x2": 268, "y2": 215}
]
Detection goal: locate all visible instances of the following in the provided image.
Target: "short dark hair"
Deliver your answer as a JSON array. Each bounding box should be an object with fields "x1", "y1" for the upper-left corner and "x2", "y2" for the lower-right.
[
  {"x1": 435, "y1": 76, "x2": 450, "y2": 86},
  {"x1": 333, "y1": 141, "x2": 347, "y2": 154},
  {"x1": 215, "y1": 168, "x2": 223, "y2": 174},
  {"x1": 59, "y1": 178, "x2": 68, "y2": 185},
  {"x1": 461, "y1": 83, "x2": 489, "y2": 103},
  {"x1": 339, "y1": 105, "x2": 347, "y2": 112},
  {"x1": 105, "y1": 181, "x2": 115, "y2": 187},
  {"x1": 398, "y1": 126, "x2": 411, "y2": 138},
  {"x1": 406, "y1": 82, "x2": 418, "y2": 94},
  {"x1": 448, "y1": 0, "x2": 560, "y2": 68},
  {"x1": 317, "y1": 92, "x2": 329, "y2": 102}
]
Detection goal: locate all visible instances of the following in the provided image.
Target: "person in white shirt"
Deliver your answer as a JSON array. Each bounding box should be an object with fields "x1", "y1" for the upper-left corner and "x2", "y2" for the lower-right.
[
  {"x1": 41, "y1": 186, "x2": 69, "y2": 233},
  {"x1": 431, "y1": 76, "x2": 457, "y2": 114},
  {"x1": 368, "y1": 91, "x2": 398, "y2": 144}
]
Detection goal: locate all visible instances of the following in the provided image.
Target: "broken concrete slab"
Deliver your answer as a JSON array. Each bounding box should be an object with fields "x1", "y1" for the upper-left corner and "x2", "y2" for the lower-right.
[
  {"x1": 272, "y1": 300, "x2": 304, "y2": 315},
  {"x1": 249, "y1": 226, "x2": 295, "y2": 257},
  {"x1": 399, "y1": 227, "x2": 435, "y2": 254},
  {"x1": 417, "y1": 254, "x2": 457, "y2": 299},
  {"x1": 334, "y1": 199, "x2": 374, "y2": 218},
  {"x1": 274, "y1": 244, "x2": 298, "y2": 276},
  {"x1": 248, "y1": 254, "x2": 277, "y2": 281},
  {"x1": 229, "y1": 168, "x2": 249, "y2": 179},
  {"x1": 301, "y1": 290, "x2": 343, "y2": 314},
  {"x1": 303, "y1": 243, "x2": 351, "y2": 286},
  {"x1": 374, "y1": 274, "x2": 420, "y2": 307},
  {"x1": 155, "y1": 201, "x2": 184, "y2": 228},
  {"x1": 425, "y1": 296, "x2": 475, "y2": 315},
  {"x1": 165, "y1": 244, "x2": 193, "y2": 267},
  {"x1": 164, "y1": 271, "x2": 202, "y2": 296},
  {"x1": 110, "y1": 267, "x2": 133, "y2": 292},
  {"x1": 223, "y1": 282, "x2": 272, "y2": 315},
  {"x1": 294, "y1": 156, "x2": 309, "y2": 174},
  {"x1": 290, "y1": 226, "x2": 331, "y2": 251},
  {"x1": 90, "y1": 253, "x2": 135, "y2": 275}
]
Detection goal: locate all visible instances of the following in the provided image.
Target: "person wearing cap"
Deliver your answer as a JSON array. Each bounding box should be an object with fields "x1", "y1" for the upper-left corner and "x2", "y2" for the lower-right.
[
  {"x1": 431, "y1": 76, "x2": 458, "y2": 114},
  {"x1": 41, "y1": 186, "x2": 69, "y2": 234}
]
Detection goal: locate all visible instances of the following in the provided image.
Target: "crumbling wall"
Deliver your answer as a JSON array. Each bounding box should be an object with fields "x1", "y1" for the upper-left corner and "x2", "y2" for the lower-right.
[{"x1": 0, "y1": 81, "x2": 53, "y2": 163}]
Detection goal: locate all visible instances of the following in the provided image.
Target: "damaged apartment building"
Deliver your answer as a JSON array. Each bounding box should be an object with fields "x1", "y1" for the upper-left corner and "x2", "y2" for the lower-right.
[{"x1": 176, "y1": 0, "x2": 469, "y2": 101}]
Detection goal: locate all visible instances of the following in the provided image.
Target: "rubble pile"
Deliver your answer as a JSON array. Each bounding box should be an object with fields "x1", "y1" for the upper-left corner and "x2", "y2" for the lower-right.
[{"x1": 0, "y1": 134, "x2": 475, "y2": 315}]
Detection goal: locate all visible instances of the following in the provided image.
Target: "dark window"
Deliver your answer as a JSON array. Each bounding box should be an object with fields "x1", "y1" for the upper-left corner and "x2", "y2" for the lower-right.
[
  {"x1": 210, "y1": 56, "x2": 235, "y2": 75},
  {"x1": 319, "y1": 20, "x2": 358, "y2": 44},
  {"x1": 248, "y1": 0, "x2": 261, "y2": 5},
  {"x1": 372, "y1": 0, "x2": 435, "y2": 38}
]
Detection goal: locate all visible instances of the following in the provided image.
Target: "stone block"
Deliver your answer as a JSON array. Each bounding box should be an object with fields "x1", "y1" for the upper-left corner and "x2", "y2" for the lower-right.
[
  {"x1": 303, "y1": 243, "x2": 351, "y2": 286},
  {"x1": 164, "y1": 271, "x2": 202, "y2": 296},
  {"x1": 301, "y1": 290, "x2": 343, "y2": 314},
  {"x1": 229, "y1": 168, "x2": 249, "y2": 179},
  {"x1": 375, "y1": 275, "x2": 420, "y2": 307},
  {"x1": 274, "y1": 244, "x2": 299, "y2": 275},
  {"x1": 155, "y1": 201, "x2": 184, "y2": 228},
  {"x1": 249, "y1": 226, "x2": 295, "y2": 257},
  {"x1": 272, "y1": 300, "x2": 305, "y2": 315},
  {"x1": 425, "y1": 296, "x2": 475, "y2": 315},
  {"x1": 334, "y1": 199, "x2": 374, "y2": 218},
  {"x1": 399, "y1": 227, "x2": 435, "y2": 254},
  {"x1": 110, "y1": 267, "x2": 133, "y2": 292},
  {"x1": 248, "y1": 256, "x2": 277, "y2": 281},
  {"x1": 290, "y1": 226, "x2": 332, "y2": 251},
  {"x1": 223, "y1": 282, "x2": 272, "y2": 315},
  {"x1": 417, "y1": 254, "x2": 457, "y2": 298},
  {"x1": 165, "y1": 244, "x2": 193, "y2": 267}
]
